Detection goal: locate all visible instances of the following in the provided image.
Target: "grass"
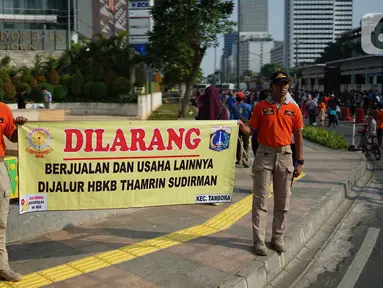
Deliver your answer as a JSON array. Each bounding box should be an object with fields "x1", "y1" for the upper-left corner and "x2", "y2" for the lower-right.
[
  {"x1": 303, "y1": 126, "x2": 349, "y2": 149},
  {"x1": 148, "y1": 104, "x2": 197, "y2": 120}
]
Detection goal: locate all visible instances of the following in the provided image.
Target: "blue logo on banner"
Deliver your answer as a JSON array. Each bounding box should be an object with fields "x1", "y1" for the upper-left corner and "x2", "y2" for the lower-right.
[
  {"x1": 131, "y1": 2, "x2": 149, "y2": 8},
  {"x1": 134, "y1": 44, "x2": 147, "y2": 56},
  {"x1": 209, "y1": 129, "x2": 230, "y2": 152}
]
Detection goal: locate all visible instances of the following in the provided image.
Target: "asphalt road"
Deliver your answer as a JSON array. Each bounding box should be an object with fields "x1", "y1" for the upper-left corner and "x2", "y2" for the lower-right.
[{"x1": 290, "y1": 132, "x2": 383, "y2": 288}]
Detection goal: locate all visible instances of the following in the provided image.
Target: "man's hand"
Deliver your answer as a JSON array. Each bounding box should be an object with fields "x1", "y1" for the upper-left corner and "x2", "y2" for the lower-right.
[
  {"x1": 237, "y1": 120, "x2": 244, "y2": 126},
  {"x1": 14, "y1": 116, "x2": 28, "y2": 125},
  {"x1": 293, "y1": 164, "x2": 302, "y2": 178}
]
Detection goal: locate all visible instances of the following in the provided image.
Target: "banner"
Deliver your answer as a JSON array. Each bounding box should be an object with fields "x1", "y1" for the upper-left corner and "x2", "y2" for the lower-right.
[
  {"x1": 5, "y1": 157, "x2": 18, "y2": 200},
  {"x1": 18, "y1": 121, "x2": 238, "y2": 214}
]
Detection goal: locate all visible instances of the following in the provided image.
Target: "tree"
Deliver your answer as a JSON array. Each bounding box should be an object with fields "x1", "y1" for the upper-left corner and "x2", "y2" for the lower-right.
[
  {"x1": 260, "y1": 63, "x2": 281, "y2": 80},
  {"x1": 147, "y1": 0, "x2": 235, "y2": 118}
]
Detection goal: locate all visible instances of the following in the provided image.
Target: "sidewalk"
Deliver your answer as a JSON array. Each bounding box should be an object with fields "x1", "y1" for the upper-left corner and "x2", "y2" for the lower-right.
[{"x1": 3, "y1": 141, "x2": 367, "y2": 288}]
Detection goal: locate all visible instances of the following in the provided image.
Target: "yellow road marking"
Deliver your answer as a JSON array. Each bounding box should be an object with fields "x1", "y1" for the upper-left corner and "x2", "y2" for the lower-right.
[{"x1": 8, "y1": 172, "x2": 305, "y2": 287}]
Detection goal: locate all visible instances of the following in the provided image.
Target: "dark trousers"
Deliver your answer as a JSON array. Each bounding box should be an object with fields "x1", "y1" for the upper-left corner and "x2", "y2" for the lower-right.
[
  {"x1": 378, "y1": 128, "x2": 383, "y2": 147},
  {"x1": 237, "y1": 130, "x2": 249, "y2": 162},
  {"x1": 308, "y1": 109, "x2": 316, "y2": 125}
]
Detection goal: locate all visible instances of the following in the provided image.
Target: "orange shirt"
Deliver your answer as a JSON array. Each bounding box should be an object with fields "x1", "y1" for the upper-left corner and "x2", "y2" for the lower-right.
[
  {"x1": 0, "y1": 103, "x2": 16, "y2": 157},
  {"x1": 376, "y1": 110, "x2": 383, "y2": 129},
  {"x1": 320, "y1": 102, "x2": 326, "y2": 111},
  {"x1": 249, "y1": 99, "x2": 303, "y2": 147}
]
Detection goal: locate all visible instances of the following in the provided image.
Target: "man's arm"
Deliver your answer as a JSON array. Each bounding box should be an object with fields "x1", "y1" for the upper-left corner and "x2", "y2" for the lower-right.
[
  {"x1": 9, "y1": 117, "x2": 28, "y2": 143},
  {"x1": 294, "y1": 129, "x2": 303, "y2": 162}
]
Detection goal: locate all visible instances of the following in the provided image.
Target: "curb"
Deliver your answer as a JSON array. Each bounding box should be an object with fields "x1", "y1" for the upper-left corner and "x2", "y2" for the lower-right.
[{"x1": 219, "y1": 153, "x2": 368, "y2": 288}]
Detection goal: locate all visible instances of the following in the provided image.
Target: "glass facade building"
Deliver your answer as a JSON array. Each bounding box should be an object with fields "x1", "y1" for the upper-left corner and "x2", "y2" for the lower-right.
[{"x1": 0, "y1": 0, "x2": 92, "y2": 51}]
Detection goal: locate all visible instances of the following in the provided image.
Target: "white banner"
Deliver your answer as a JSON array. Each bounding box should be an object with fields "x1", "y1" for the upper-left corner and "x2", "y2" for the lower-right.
[
  {"x1": 129, "y1": 1, "x2": 150, "y2": 9},
  {"x1": 129, "y1": 35, "x2": 149, "y2": 44},
  {"x1": 129, "y1": 10, "x2": 150, "y2": 18},
  {"x1": 129, "y1": 18, "x2": 150, "y2": 35}
]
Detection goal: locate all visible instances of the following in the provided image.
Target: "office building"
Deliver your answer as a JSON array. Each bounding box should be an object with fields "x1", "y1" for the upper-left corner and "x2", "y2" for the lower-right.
[
  {"x1": 93, "y1": 0, "x2": 128, "y2": 37},
  {"x1": 232, "y1": 33, "x2": 273, "y2": 75},
  {"x1": 284, "y1": 0, "x2": 353, "y2": 68},
  {"x1": 0, "y1": 0, "x2": 93, "y2": 65},
  {"x1": 239, "y1": 0, "x2": 268, "y2": 33},
  {"x1": 223, "y1": 33, "x2": 237, "y2": 56},
  {"x1": 271, "y1": 41, "x2": 284, "y2": 67}
]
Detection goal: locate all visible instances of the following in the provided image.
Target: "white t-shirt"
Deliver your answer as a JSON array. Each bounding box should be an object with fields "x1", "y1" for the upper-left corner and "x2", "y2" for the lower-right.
[{"x1": 287, "y1": 93, "x2": 299, "y2": 144}]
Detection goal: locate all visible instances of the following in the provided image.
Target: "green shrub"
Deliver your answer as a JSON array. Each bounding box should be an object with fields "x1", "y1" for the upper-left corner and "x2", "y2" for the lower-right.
[
  {"x1": 36, "y1": 75, "x2": 47, "y2": 83},
  {"x1": 61, "y1": 74, "x2": 72, "y2": 87},
  {"x1": 53, "y1": 85, "x2": 68, "y2": 102},
  {"x1": 49, "y1": 70, "x2": 60, "y2": 86},
  {"x1": 2, "y1": 83, "x2": 16, "y2": 100},
  {"x1": 30, "y1": 87, "x2": 43, "y2": 102},
  {"x1": 104, "y1": 70, "x2": 117, "y2": 85},
  {"x1": 0, "y1": 70, "x2": 11, "y2": 83},
  {"x1": 29, "y1": 77, "x2": 38, "y2": 88},
  {"x1": 302, "y1": 126, "x2": 348, "y2": 149},
  {"x1": 112, "y1": 77, "x2": 130, "y2": 95},
  {"x1": 91, "y1": 82, "x2": 108, "y2": 101},
  {"x1": 37, "y1": 82, "x2": 54, "y2": 96},
  {"x1": 93, "y1": 68, "x2": 105, "y2": 82},
  {"x1": 0, "y1": 87, "x2": 4, "y2": 101},
  {"x1": 20, "y1": 82, "x2": 31, "y2": 94},
  {"x1": 85, "y1": 74, "x2": 95, "y2": 82},
  {"x1": 11, "y1": 75, "x2": 21, "y2": 87},
  {"x1": 70, "y1": 70, "x2": 85, "y2": 98},
  {"x1": 0, "y1": 77, "x2": 3, "y2": 86},
  {"x1": 84, "y1": 81, "x2": 95, "y2": 100}
]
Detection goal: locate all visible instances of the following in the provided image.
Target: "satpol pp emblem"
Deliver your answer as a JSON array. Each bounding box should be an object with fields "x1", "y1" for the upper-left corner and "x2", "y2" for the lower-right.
[
  {"x1": 26, "y1": 127, "x2": 53, "y2": 158},
  {"x1": 209, "y1": 126, "x2": 231, "y2": 152}
]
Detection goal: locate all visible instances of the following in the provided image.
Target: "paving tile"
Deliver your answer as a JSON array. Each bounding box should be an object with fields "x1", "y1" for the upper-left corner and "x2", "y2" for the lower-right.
[
  {"x1": 45, "y1": 274, "x2": 107, "y2": 288},
  {"x1": 115, "y1": 251, "x2": 202, "y2": 286},
  {"x1": 164, "y1": 274, "x2": 213, "y2": 288},
  {"x1": 187, "y1": 266, "x2": 229, "y2": 287},
  {"x1": 89, "y1": 266, "x2": 161, "y2": 287}
]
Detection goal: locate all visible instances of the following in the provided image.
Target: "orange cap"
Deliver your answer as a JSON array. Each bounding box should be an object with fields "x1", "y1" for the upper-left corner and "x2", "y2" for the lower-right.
[{"x1": 236, "y1": 92, "x2": 245, "y2": 99}]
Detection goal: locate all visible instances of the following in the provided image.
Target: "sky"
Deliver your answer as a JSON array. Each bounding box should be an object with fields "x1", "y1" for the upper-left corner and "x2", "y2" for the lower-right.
[{"x1": 200, "y1": 0, "x2": 383, "y2": 76}]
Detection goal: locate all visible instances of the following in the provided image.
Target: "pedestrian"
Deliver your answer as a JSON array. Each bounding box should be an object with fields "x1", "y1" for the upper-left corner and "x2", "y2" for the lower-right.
[
  {"x1": 233, "y1": 92, "x2": 252, "y2": 168},
  {"x1": 41, "y1": 87, "x2": 52, "y2": 109},
  {"x1": 238, "y1": 71, "x2": 304, "y2": 256},
  {"x1": 196, "y1": 86, "x2": 228, "y2": 206},
  {"x1": 307, "y1": 94, "x2": 317, "y2": 125},
  {"x1": 318, "y1": 101, "x2": 327, "y2": 128},
  {"x1": 376, "y1": 104, "x2": 383, "y2": 148},
  {"x1": 16, "y1": 87, "x2": 27, "y2": 109},
  {"x1": 196, "y1": 86, "x2": 228, "y2": 121},
  {"x1": 0, "y1": 102, "x2": 28, "y2": 281},
  {"x1": 358, "y1": 111, "x2": 377, "y2": 150}
]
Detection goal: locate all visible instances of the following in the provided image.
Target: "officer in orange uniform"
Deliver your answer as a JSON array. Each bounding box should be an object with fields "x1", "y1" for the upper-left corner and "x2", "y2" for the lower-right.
[
  {"x1": 238, "y1": 71, "x2": 304, "y2": 256},
  {"x1": 0, "y1": 102, "x2": 27, "y2": 281}
]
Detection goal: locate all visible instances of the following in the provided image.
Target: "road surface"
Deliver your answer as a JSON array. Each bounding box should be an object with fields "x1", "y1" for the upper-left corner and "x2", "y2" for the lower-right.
[{"x1": 291, "y1": 158, "x2": 383, "y2": 288}]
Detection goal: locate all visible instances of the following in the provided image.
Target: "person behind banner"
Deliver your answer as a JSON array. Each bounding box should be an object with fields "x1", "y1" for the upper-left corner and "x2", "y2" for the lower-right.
[
  {"x1": 0, "y1": 102, "x2": 28, "y2": 282},
  {"x1": 238, "y1": 71, "x2": 304, "y2": 256}
]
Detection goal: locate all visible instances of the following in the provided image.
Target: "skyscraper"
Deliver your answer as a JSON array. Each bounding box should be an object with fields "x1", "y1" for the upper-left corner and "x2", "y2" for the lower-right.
[
  {"x1": 224, "y1": 33, "x2": 237, "y2": 56},
  {"x1": 284, "y1": 0, "x2": 353, "y2": 68},
  {"x1": 239, "y1": 0, "x2": 268, "y2": 32}
]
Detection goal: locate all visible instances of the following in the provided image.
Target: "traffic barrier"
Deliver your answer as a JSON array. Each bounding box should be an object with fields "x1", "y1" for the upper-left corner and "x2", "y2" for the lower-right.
[
  {"x1": 341, "y1": 106, "x2": 352, "y2": 121},
  {"x1": 355, "y1": 108, "x2": 366, "y2": 123}
]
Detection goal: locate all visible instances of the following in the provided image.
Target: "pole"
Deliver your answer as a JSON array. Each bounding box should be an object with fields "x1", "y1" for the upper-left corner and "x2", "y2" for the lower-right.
[
  {"x1": 236, "y1": 0, "x2": 241, "y2": 90},
  {"x1": 73, "y1": 0, "x2": 77, "y2": 33},
  {"x1": 295, "y1": 37, "x2": 298, "y2": 68},
  {"x1": 352, "y1": 115, "x2": 356, "y2": 149},
  {"x1": 213, "y1": 46, "x2": 217, "y2": 85},
  {"x1": 67, "y1": 0, "x2": 71, "y2": 50}
]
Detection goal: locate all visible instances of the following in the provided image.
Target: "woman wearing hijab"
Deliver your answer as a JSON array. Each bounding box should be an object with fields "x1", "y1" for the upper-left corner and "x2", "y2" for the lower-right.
[
  {"x1": 196, "y1": 86, "x2": 228, "y2": 120},
  {"x1": 196, "y1": 86, "x2": 228, "y2": 206}
]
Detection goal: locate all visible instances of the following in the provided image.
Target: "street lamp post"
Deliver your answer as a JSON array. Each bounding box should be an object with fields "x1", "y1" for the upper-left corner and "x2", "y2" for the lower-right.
[{"x1": 236, "y1": 0, "x2": 241, "y2": 90}]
